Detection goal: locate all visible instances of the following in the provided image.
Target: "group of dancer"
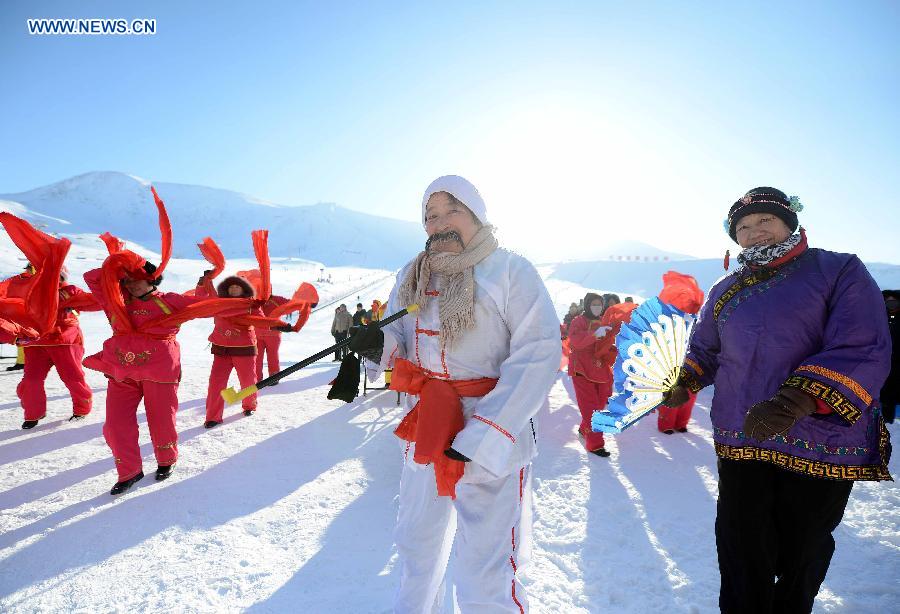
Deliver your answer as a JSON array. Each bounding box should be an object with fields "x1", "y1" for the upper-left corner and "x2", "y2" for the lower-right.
[{"x1": 1, "y1": 188, "x2": 316, "y2": 494}]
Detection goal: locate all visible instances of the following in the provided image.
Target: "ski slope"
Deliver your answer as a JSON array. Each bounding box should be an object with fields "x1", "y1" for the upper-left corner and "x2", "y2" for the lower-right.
[{"x1": 1, "y1": 267, "x2": 898, "y2": 613}]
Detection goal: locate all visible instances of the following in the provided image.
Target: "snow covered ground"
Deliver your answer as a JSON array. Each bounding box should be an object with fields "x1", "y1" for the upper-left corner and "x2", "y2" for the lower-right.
[{"x1": 1, "y1": 267, "x2": 898, "y2": 613}]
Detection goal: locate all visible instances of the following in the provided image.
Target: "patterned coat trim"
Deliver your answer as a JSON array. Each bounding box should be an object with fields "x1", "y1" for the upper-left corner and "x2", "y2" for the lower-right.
[
  {"x1": 715, "y1": 420, "x2": 892, "y2": 482},
  {"x1": 796, "y1": 364, "x2": 873, "y2": 406},
  {"x1": 713, "y1": 427, "x2": 870, "y2": 456},
  {"x1": 713, "y1": 256, "x2": 806, "y2": 324},
  {"x1": 683, "y1": 357, "x2": 704, "y2": 377},
  {"x1": 713, "y1": 269, "x2": 776, "y2": 320},
  {"x1": 679, "y1": 369, "x2": 703, "y2": 393},
  {"x1": 783, "y1": 374, "x2": 862, "y2": 424}
]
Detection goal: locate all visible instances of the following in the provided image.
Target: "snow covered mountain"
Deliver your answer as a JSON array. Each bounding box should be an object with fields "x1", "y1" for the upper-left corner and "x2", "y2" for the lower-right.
[
  {"x1": 546, "y1": 256, "x2": 900, "y2": 297},
  {"x1": 3, "y1": 172, "x2": 899, "y2": 294},
  {"x1": 0, "y1": 171, "x2": 424, "y2": 268},
  {"x1": 539, "y1": 238, "x2": 696, "y2": 264}
]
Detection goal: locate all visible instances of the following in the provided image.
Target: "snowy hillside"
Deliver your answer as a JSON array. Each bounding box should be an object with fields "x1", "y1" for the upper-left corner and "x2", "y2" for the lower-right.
[
  {"x1": 0, "y1": 171, "x2": 424, "y2": 268},
  {"x1": 1, "y1": 263, "x2": 897, "y2": 613},
  {"x1": 4, "y1": 172, "x2": 899, "y2": 289}
]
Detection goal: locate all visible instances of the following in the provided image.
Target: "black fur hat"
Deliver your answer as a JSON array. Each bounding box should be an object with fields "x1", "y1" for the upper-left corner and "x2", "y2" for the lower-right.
[
  {"x1": 216, "y1": 276, "x2": 255, "y2": 298},
  {"x1": 726, "y1": 187, "x2": 802, "y2": 242}
]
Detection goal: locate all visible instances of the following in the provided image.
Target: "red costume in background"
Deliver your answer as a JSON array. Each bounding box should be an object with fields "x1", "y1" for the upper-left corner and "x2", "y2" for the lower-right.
[
  {"x1": 567, "y1": 302, "x2": 618, "y2": 452},
  {"x1": 255, "y1": 295, "x2": 289, "y2": 380},
  {"x1": 656, "y1": 271, "x2": 704, "y2": 433},
  {"x1": 0, "y1": 212, "x2": 101, "y2": 424},
  {"x1": 16, "y1": 280, "x2": 99, "y2": 421}
]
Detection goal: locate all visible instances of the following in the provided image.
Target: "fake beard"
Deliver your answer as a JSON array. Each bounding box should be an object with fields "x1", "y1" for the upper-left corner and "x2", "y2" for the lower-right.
[{"x1": 425, "y1": 230, "x2": 463, "y2": 253}]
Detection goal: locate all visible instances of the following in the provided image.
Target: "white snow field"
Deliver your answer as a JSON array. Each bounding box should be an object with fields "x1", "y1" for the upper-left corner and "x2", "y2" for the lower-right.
[{"x1": 1, "y1": 259, "x2": 898, "y2": 613}]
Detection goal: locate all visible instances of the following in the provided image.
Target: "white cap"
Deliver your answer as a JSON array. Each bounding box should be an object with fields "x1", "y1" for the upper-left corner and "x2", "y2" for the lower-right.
[{"x1": 421, "y1": 175, "x2": 488, "y2": 226}]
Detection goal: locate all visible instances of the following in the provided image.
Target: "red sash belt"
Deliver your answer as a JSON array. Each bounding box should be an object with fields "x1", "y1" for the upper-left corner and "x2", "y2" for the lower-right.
[{"x1": 389, "y1": 358, "x2": 497, "y2": 499}]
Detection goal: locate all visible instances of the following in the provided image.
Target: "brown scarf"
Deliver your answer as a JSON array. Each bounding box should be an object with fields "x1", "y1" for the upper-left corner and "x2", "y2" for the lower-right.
[{"x1": 398, "y1": 225, "x2": 498, "y2": 347}]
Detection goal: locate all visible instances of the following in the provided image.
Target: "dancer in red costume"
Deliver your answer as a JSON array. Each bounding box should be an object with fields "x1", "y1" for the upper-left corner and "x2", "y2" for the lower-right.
[
  {"x1": 1, "y1": 214, "x2": 101, "y2": 429},
  {"x1": 197, "y1": 273, "x2": 265, "y2": 427},
  {"x1": 84, "y1": 188, "x2": 286, "y2": 495},
  {"x1": 1, "y1": 263, "x2": 35, "y2": 372},
  {"x1": 249, "y1": 276, "x2": 317, "y2": 381},
  {"x1": 567, "y1": 292, "x2": 617, "y2": 457},
  {"x1": 194, "y1": 233, "x2": 315, "y2": 428}
]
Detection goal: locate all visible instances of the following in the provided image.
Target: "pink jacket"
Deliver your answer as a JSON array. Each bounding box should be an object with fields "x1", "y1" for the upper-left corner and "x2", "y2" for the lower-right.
[
  {"x1": 82, "y1": 268, "x2": 204, "y2": 383},
  {"x1": 567, "y1": 314, "x2": 617, "y2": 384}
]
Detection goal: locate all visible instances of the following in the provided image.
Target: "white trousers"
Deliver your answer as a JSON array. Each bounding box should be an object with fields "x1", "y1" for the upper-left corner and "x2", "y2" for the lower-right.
[{"x1": 394, "y1": 450, "x2": 533, "y2": 613}]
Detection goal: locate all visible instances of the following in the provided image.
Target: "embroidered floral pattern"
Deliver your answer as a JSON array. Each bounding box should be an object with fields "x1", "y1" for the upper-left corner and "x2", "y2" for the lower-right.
[{"x1": 115, "y1": 348, "x2": 153, "y2": 366}]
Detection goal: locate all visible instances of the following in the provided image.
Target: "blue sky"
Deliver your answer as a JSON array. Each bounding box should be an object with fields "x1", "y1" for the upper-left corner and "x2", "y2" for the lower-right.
[{"x1": 1, "y1": 1, "x2": 898, "y2": 263}]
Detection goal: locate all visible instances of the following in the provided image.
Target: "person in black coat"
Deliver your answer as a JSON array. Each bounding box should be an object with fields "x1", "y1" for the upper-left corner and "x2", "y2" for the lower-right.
[{"x1": 881, "y1": 290, "x2": 900, "y2": 423}]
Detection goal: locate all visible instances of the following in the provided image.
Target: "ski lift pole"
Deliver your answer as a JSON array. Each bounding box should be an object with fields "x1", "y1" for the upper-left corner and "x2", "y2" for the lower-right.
[{"x1": 221, "y1": 304, "x2": 419, "y2": 405}]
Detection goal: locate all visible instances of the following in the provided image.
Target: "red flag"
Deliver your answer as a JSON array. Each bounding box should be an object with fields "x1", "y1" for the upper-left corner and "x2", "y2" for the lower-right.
[
  {"x1": 251, "y1": 230, "x2": 271, "y2": 300},
  {"x1": 197, "y1": 236, "x2": 226, "y2": 278},
  {"x1": 149, "y1": 186, "x2": 173, "y2": 280},
  {"x1": 0, "y1": 212, "x2": 71, "y2": 334},
  {"x1": 99, "y1": 232, "x2": 126, "y2": 255}
]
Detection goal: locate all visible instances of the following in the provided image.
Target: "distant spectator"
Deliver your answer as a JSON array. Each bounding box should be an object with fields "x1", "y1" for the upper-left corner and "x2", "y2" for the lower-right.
[
  {"x1": 624, "y1": 296, "x2": 634, "y2": 304},
  {"x1": 331, "y1": 304, "x2": 352, "y2": 361},
  {"x1": 352, "y1": 302, "x2": 366, "y2": 328},
  {"x1": 602, "y1": 294, "x2": 621, "y2": 311},
  {"x1": 562, "y1": 302, "x2": 580, "y2": 329}
]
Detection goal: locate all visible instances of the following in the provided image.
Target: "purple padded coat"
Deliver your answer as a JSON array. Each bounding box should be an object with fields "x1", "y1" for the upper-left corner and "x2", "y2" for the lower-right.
[{"x1": 682, "y1": 245, "x2": 892, "y2": 481}]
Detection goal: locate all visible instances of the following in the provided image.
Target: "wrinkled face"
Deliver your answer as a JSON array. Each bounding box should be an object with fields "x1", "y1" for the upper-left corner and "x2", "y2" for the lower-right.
[
  {"x1": 735, "y1": 213, "x2": 792, "y2": 249},
  {"x1": 227, "y1": 284, "x2": 244, "y2": 297},
  {"x1": 424, "y1": 192, "x2": 481, "y2": 254},
  {"x1": 123, "y1": 277, "x2": 153, "y2": 297}
]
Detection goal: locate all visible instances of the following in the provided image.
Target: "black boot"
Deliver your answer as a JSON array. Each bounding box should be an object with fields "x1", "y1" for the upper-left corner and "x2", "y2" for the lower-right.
[
  {"x1": 6, "y1": 363, "x2": 24, "y2": 372},
  {"x1": 589, "y1": 447, "x2": 611, "y2": 458},
  {"x1": 663, "y1": 429, "x2": 675, "y2": 434},
  {"x1": 243, "y1": 409, "x2": 255, "y2": 417},
  {"x1": 155, "y1": 464, "x2": 175, "y2": 481},
  {"x1": 677, "y1": 427, "x2": 688, "y2": 433},
  {"x1": 204, "y1": 420, "x2": 220, "y2": 429},
  {"x1": 21, "y1": 419, "x2": 40, "y2": 430},
  {"x1": 69, "y1": 413, "x2": 86, "y2": 422},
  {"x1": 110, "y1": 471, "x2": 144, "y2": 495}
]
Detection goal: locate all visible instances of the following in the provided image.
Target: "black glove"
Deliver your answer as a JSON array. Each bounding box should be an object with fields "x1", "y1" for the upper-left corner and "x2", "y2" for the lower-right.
[
  {"x1": 743, "y1": 387, "x2": 818, "y2": 441},
  {"x1": 662, "y1": 384, "x2": 690, "y2": 407},
  {"x1": 274, "y1": 325, "x2": 294, "y2": 333},
  {"x1": 349, "y1": 325, "x2": 384, "y2": 361},
  {"x1": 444, "y1": 448, "x2": 471, "y2": 462}
]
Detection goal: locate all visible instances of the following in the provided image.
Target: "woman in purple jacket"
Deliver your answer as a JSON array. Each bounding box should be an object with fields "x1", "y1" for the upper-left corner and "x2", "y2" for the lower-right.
[{"x1": 665, "y1": 187, "x2": 892, "y2": 613}]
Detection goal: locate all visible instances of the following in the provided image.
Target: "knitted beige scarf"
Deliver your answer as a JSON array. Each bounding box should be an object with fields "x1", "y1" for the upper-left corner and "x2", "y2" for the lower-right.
[{"x1": 398, "y1": 225, "x2": 498, "y2": 347}]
